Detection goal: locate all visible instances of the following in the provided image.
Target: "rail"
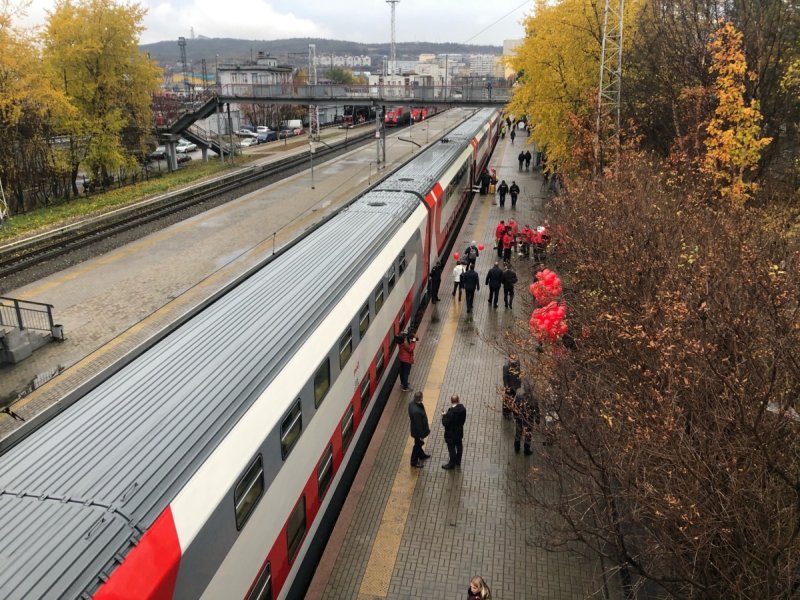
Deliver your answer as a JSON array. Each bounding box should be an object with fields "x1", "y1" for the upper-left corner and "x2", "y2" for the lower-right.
[{"x1": 0, "y1": 297, "x2": 55, "y2": 333}]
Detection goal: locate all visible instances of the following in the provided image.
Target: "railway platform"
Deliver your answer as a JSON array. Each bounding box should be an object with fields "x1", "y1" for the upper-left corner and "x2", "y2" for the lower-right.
[
  {"x1": 0, "y1": 110, "x2": 470, "y2": 442},
  {"x1": 308, "y1": 132, "x2": 618, "y2": 600}
]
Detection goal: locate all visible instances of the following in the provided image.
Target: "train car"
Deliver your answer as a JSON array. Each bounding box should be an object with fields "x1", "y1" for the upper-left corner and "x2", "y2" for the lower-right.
[
  {"x1": 0, "y1": 108, "x2": 500, "y2": 600},
  {"x1": 411, "y1": 106, "x2": 438, "y2": 122},
  {"x1": 342, "y1": 105, "x2": 376, "y2": 126},
  {"x1": 384, "y1": 106, "x2": 411, "y2": 127}
]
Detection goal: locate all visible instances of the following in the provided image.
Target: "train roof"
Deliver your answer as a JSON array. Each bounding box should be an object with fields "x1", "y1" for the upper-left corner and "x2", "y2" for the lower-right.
[{"x1": 0, "y1": 108, "x2": 496, "y2": 598}]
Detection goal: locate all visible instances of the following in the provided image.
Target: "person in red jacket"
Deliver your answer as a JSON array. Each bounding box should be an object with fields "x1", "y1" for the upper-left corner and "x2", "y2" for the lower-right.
[
  {"x1": 502, "y1": 229, "x2": 514, "y2": 263},
  {"x1": 520, "y1": 224, "x2": 533, "y2": 258},
  {"x1": 494, "y1": 220, "x2": 506, "y2": 258},
  {"x1": 398, "y1": 333, "x2": 418, "y2": 391}
]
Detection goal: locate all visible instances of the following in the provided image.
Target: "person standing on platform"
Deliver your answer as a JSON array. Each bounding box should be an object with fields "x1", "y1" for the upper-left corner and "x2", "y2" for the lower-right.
[
  {"x1": 501, "y1": 228, "x2": 514, "y2": 263},
  {"x1": 513, "y1": 386, "x2": 536, "y2": 456},
  {"x1": 479, "y1": 168, "x2": 491, "y2": 195},
  {"x1": 519, "y1": 224, "x2": 533, "y2": 258},
  {"x1": 408, "y1": 391, "x2": 431, "y2": 468},
  {"x1": 461, "y1": 265, "x2": 480, "y2": 313},
  {"x1": 464, "y1": 240, "x2": 480, "y2": 269},
  {"x1": 467, "y1": 575, "x2": 492, "y2": 600},
  {"x1": 398, "y1": 333, "x2": 417, "y2": 392},
  {"x1": 429, "y1": 261, "x2": 442, "y2": 303},
  {"x1": 509, "y1": 181, "x2": 520, "y2": 208},
  {"x1": 502, "y1": 263, "x2": 518, "y2": 309},
  {"x1": 452, "y1": 260, "x2": 466, "y2": 301},
  {"x1": 497, "y1": 179, "x2": 508, "y2": 207},
  {"x1": 502, "y1": 353, "x2": 521, "y2": 419},
  {"x1": 524, "y1": 150, "x2": 532, "y2": 170},
  {"x1": 441, "y1": 394, "x2": 467, "y2": 469},
  {"x1": 495, "y1": 220, "x2": 506, "y2": 258},
  {"x1": 486, "y1": 80, "x2": 493, "y2": 99},
  {"x1": 518, "y1": 150, "x2": 525, "y2": 170},
  {"x1": 510, "y1": 128, "x2": 516, "y2": 145},
  {"x1": 485, "y1": 262, "x2": 503, "y2": 309}
]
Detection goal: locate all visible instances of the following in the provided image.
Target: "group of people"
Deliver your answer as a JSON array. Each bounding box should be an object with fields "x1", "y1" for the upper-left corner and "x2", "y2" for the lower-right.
[
  {"x1": 517, "y1": 150, "x2": 533, "y2": 170},
  {"x1": 494, "y1": 219, "x2": 550, "y2": 263},
  {"x1": 495, "y1": 179, "x2": 520, "y2": 208},
  {"x1": 408, "y1": 391, "x2": 467, "y2": 470}
]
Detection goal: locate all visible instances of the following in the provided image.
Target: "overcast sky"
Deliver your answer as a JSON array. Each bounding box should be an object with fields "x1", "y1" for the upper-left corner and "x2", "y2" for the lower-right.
[{"x1": 16, "y1": 0, "x2": 531, "y2": 46}]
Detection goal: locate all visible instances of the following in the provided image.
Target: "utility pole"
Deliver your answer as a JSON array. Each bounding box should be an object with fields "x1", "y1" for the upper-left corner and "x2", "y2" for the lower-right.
[
  {"x1": 309, "y1": 44, "x2": 320, "y2": 142},
  {"x1": 386, "y1": 0, "x2": 399, "y2": 77},
  {"x1": 0, "y1": 176, "x2": 8, "y2": 223},
  {"x1": 595, "y1": 0, "x2": 625, "y2": 174}
]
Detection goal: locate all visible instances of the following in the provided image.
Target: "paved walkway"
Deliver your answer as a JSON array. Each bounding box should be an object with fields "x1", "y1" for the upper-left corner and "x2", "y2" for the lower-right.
[{"x1": 309, "y1": 132, "x2": 618, "y2": 600}]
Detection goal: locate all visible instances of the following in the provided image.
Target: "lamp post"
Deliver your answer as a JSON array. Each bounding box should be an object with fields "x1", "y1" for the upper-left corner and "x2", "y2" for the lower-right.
[{"x1": 309, "y1": 139, "x2": 315, "y2": 189}]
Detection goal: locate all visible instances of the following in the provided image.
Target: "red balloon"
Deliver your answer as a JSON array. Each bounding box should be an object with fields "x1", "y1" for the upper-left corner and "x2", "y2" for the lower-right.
[
  {"x1": 478, "y1": 244, "x2": 485, "y2": 251},
  {"x1": 453, "y1": 252, "x2": 460, "y2": 261}
]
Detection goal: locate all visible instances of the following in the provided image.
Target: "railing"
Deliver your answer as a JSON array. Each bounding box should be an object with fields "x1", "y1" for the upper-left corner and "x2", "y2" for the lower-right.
[
  {"x1": 219, "y1": 83, "x2": 512, "y2": 105},
  {"x1": 0, "y1": 297, "x2": 55, "y2": 333}
]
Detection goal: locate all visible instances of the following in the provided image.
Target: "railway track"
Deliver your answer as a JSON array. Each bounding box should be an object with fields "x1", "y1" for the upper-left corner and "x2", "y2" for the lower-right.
[{"x1": 0, "y1": 129, "x2": 376, "y2": 280}]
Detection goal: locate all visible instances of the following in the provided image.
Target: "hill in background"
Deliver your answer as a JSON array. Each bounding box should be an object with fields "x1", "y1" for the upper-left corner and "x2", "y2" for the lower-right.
[{"x1": 141, "y1": 37, "x2": 501, "y2": 68}]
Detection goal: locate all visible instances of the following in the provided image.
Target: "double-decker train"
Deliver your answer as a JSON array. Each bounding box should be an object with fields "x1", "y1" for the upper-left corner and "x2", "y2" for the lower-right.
[{"x1": 0, "y1": 108, "x2": 500, "y2": 600}]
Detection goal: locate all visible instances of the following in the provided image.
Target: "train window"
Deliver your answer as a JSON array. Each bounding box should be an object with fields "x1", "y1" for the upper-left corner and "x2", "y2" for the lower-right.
[
  {"x1": 314, "y1": 359, "x2": 330, "y2": 408},
  {"x1": 374, "y1": 283, "x2": 385, "y2": 314},
  {"x1": 280, "y1": 401, "x2": 303, "y2": 460},
  {"x1": 360, "y1": 374, "x2": 372, "y2": 412},
  {"x1": 398, "y1": 250, "x2": 406, "y2": 275},
  {"x1": 399, "y1": 306, "x2": 407, "y2": 333},
  {"x1": 376, "y1": 346, "x2": 386, "y2": 380},
  {"x1": 286, "y1": 495, "x2": 306, "y2": 563},
  {"x1": 247, "y1": 562, "x2": 272, "y2": 600},
  {"x1": 234, "y1": 455, "x2": 264, "y2": 530},
  {"x1": 341, "y1": 404, "x2": 355, "y2": 450},
  {"x1": 359, "y1": 302, "x2": 370, "y2": 337},
  {"x1": 317, "y1": 444, "x2": 334, "y2": 499},
  {"x1": 387, "y1": 264, "x2": 396, "y2": 292},
  {"x1": 339, "y1": 328, "x2": 353, "y2": 370}
]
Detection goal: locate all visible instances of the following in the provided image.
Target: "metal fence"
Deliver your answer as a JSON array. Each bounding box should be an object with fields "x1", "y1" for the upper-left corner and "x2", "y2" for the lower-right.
[{"x1": 0, "y1": 297, "x2": 55, "y2": 333}]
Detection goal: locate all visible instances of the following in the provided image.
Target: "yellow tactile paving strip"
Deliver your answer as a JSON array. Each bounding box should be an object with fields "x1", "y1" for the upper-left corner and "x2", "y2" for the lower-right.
[{"x1": 358, "y1": 194, "x2": 493, "y2": 597}]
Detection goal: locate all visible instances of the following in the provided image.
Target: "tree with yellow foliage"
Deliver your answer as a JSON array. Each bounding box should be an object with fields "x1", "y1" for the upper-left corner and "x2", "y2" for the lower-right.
[
  {"x1": 42, "y1": 0, "x2": 161, "y2": 190},
  {"x1": 702, "y1": 22, "x2": 771, "y2": 205}
]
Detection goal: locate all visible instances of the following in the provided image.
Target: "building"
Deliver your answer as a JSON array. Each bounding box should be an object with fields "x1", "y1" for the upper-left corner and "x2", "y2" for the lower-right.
[{"x1": 217, "y1": 52, "x2": 293, "y2": 88}]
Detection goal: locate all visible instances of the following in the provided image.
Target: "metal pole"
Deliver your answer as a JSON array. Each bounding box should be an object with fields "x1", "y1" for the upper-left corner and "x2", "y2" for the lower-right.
[
  {"x1": 216, "y1": 103, "x2": 223, "y2": 164},
  {"x1": 310, "y1": 141, "x2": 315, "y2": 189}
]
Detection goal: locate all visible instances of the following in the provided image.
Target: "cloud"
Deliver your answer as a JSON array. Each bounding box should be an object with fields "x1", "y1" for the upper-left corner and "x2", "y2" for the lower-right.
[{"x1": 140, "y1": 0, "x2": 330, "y2": 43}]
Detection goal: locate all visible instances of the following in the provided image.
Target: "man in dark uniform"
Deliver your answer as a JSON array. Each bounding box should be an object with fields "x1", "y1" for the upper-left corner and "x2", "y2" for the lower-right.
[
  {"x1": 509, "y1": 181, "x2": 520, "y2": 207},
  {"x1": 518, "y1": 151, "x2": 525, "y2": 170},
  {"x1": 408, "y1": 391, "x2": 431, "y2": 468},
  {"x1": 485, "y1": 262, "x2": 503, "y2": 309},
  {"x1": 441, "y1": 394, "x2": 467, "y2": 469},
  {"x1": 497, "y1": 179, "x2": 509, "y2": 207},
  {"x1": 502, "y1": 353, "x2": 521, "y2": 419},
  {"x1": 502, "y1": 264, "x2": 518, "y2": 309},
  {"x1": 513, "y1": 385, "x2": 537, "y2": 456},
  {"x1": 429, "y1": 261, "x2": 442, "y2": 303},
  {"x1": 460, "y1": 265, "x2": 480, "y2": 313},
  {"x1": 524, "y1": 150, "x2": 532, "y2": 169}
]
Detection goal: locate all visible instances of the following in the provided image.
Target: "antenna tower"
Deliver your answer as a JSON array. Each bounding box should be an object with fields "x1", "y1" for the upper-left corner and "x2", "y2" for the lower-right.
[
  {"x1": 595, "y1": 0, "x2": 625, "y2": 172},
  {"x1": 386, "y1": 0, "x2": 399, "y2": 76},
  {"x1": 178, "y1": 37, "x2": 189, "y2": 97}
]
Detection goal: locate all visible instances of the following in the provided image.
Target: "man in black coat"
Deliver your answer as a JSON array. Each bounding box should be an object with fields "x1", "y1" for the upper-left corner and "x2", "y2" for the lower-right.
[
  {"x1": 501, "y1": 264, "x2": 518, "y2": 309},
  {"x1": 441, "y1": 394, "x2": 467, "y2": 469},
  {"x1": 514, "y1": 386, "x2": 537, "y2": 455},
  {"x1": 524, "y1": 150, "x2": 532, "y2": 169},
  {"x1": 485, "y1": 262, "x2": 503, "y2": 309},
  {"x1": 408, "y1": 392, "x2": 431, "y2": 468},
  {"x1": 460, "y1": 265, "x2": 480, "y2": 313},
  {"x1": 497, "y1": 179, "x2": 509, "y2": 207},
  {"x1": 502, "y1": 353, "x2": 521, "y2": 419},
  {"x1": 429, "y1": 261, "x2": 442, "y2": 303},
  {"x1": 509, "y1": 181, "x2": 520, "y2": 207}
]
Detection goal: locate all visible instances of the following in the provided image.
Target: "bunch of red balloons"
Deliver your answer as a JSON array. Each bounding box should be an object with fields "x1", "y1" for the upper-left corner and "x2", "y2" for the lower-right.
[
  {"x1": 529, "y1": 269, "x2": 563, "y2": 306},
  {"x1": 529, "y1": 302, "x2": 568, "y2": 341}
]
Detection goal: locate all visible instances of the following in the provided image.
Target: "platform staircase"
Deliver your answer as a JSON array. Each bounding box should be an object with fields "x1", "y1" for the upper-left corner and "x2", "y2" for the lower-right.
[
  {"x1": 159, "y1": 95, "x2": 233, "y2": 158},
  {"x1": 0, "y1": 297, "x2": 62, "y2": 365}
]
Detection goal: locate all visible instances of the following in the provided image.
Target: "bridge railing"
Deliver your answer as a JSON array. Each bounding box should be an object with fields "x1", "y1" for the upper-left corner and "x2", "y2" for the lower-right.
[{"x1": 220, "y1": 83, "x2": 512, "y2": 105}]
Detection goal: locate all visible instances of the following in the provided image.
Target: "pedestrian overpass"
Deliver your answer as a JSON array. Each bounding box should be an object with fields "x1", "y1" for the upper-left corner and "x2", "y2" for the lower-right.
[{"x1": 217, "y1": 83, "x2": 512, "y2": 107}]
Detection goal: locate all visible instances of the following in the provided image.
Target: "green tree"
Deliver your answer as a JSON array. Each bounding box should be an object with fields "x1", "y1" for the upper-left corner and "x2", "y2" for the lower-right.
[{"x1": 42, "y1": 0, "x2": 161, "y2": 190}]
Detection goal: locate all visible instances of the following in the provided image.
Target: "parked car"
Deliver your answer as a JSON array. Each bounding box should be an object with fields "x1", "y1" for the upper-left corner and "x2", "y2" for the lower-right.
[
  {"x1": 256, "y1": 126, "x2": 271, "y2": 133},
  {"x1": 148, "y1": 146, "x2": 167, "y2": 160},
  {"x1": 236, "y1": 129, "x2": 258, "y2": 138},
  {"x1": 176, "y1": 140, "x2": 197, "y2": 153},
  {"x1": 238, "y1": 138, "x2": 257, "y2": 148},
  {"x1": 176, "y1": 153, "x2": 192, "y2": 164},
  {"x1": 257, "y1": 131, "x2": 277, "y2": 143},
  {"x1": 278, "y1": 129, "x2": 295, "y2": 139}
]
